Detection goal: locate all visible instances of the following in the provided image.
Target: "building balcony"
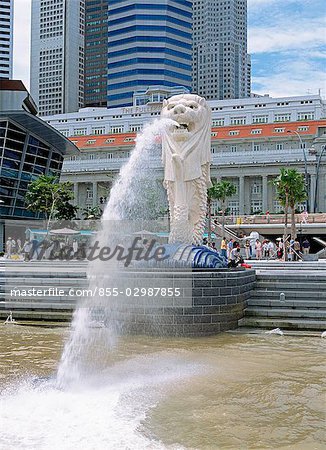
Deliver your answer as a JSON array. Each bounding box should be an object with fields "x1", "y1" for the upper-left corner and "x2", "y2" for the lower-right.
[{"x1": 62, "y1": 147, "x2": 317, "y2": 174}]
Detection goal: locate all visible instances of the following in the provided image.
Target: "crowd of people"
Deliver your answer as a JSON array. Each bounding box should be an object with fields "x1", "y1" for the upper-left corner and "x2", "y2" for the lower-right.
[
  {"x1": 203, "y1": 235, "x2": 311, "y2": 265},
  {"x1": 4, "y1": 236, "x2": 87, "y2": 261},
  {"x1": 4, "y1": 234, "x2": 312, "y2": 264}
]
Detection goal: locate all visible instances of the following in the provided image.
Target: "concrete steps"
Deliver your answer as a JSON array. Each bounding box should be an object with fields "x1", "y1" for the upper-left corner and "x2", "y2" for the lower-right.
[
  {"x1": 0, "y1": 261, "x2": 87, "y2": 322},
  {"x1": 239, "y1": 317, "x2": 326, "y2": 331},
  {"x1": 245, "y1": 307, "x2": 326, "y2": 319},
  {"x1": 239, "y1": 268, "x2": 326, "y2": 332}
]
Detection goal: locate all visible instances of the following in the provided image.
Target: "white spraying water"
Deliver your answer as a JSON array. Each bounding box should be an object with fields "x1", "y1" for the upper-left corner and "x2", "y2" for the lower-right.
[
  {"x1": 0, "y1": 119, "x2": 200, "y2": 450},
  {"x1": 56, "y1": 118, "x2": 176, "y2": 389},
  {"x1": 0, "y1": 351, "x2": 196, "y2": 450}
]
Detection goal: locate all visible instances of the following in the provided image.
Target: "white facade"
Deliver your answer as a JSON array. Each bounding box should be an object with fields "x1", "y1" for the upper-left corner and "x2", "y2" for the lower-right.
[
  {"x1": 0, "y1": 0, "x2": 13, "y2": 79},
  {"x1": 192, "y1": 0, "x2": 250, "y2": 100},
  {"x1": 30, "y1": 0, "x2": 85, "y2": 116},
  {"x1": 59, "y1": 120, "x2": 326, "y2": 216},
  {"x1": 43, "y1": 94, "x2": 326, "y2": 138}
]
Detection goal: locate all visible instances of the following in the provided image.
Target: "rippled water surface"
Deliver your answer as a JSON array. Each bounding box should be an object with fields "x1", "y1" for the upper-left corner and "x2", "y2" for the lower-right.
[{"x1": 0, "y1": 325, "x2": 325, "y2": 450}]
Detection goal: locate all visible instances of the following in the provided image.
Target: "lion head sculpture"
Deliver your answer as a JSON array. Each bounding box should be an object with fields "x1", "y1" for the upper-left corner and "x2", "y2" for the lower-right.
[
  {"x1": 160, "y1": 94, "x2": 212, "y2": 245},
  {"x1": 161, "y1": 94, "x2": 211, "y2": 143},
  {"x1": 161, "y1": 94, "x2": 212, "y2": 183}
]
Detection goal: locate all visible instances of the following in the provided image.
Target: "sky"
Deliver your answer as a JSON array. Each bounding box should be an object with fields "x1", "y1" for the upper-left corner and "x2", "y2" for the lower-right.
[{"x1": 13, "y1": 0, "x2": 326, "y2": 98}]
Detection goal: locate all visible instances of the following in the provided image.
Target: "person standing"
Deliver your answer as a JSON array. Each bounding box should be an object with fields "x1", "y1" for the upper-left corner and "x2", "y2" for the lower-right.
[
  {"x1": 268, "y1": 240, "x2": 275, "y2": 258},
  {"x1": 302, "y1": 238, "x2": 310, "y2": 255},
  {"x1": 293, "y1": 238, "x2": 301, "y2": 261},
  {"x1": 255, "y1": 239, "x2": 262, "y2": 260},
  {"x1": 245, "y1": 240, "x2": 251, "y2": 259},
  {"x1": 5, "y1": 237, "x2": 13, "y2": 259},
  {"x1": 263, "y1": 240, "x2": 270, "y2": 259},
  {"x1": 227, "y1": 238, "x2": 234, "y2": 259},
  {"x1": 220, "y1": 237, "x2": 227, "y2": 259},
  {"x1": 277, "y1": 239, "x2": 284, "y2": 259}
]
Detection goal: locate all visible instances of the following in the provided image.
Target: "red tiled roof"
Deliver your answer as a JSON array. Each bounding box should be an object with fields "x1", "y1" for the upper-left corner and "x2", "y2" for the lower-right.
[{"x1": 69, "y1": 120, "x2": 326, "y2": 150}]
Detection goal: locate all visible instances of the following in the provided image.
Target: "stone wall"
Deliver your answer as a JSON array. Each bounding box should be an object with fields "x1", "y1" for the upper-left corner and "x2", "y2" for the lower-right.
[{"x1": 113, "y1": 268, "x2": 256, "y2": 336}]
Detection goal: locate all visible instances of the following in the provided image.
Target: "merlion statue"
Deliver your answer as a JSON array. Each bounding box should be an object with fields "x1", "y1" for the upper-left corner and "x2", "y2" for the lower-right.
[{"x1": 161, "y1": 94, "x2": 212, "y2": 245}]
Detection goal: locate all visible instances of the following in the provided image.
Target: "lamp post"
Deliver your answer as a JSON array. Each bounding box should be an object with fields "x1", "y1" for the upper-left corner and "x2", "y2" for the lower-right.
[
  {"x1": 287, "y1": 130, "x2": 309, "y2": 211},
  {"x1": 314, "y1": 144, "x2": 326, "y2": 213}
]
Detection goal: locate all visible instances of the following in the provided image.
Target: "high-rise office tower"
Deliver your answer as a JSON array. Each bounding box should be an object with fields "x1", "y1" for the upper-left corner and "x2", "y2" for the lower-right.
[
  {"x1": 193, "y1": 0, "x2": 251, "y2": 100},
  {"x1": 0, "y1": 0, "x2": 13, "y2": 79},
  {"x1": 107, "y1": 0, "x2": 192, "y2": 108},
  {"x1": 84, "y1": 0, "x2": 108, "y2": 108},
  {"x1": 30, "y1": 0, "x2": 85, "y2": 116}
]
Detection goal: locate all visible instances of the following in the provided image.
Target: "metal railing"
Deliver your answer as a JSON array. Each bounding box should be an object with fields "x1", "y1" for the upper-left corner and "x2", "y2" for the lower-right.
[
  {"x1": 212, "y1": 213, "x2": 326, "y2": 225},
  {"x1": 62, "y1": 147, "x2": 317, "y2": 173}
]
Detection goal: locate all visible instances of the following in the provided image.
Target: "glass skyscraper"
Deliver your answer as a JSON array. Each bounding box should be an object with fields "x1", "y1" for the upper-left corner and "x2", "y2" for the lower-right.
[
  {"x1": 107, "y1": 0, "x2": 192, "y2": 108},
  {"x1": 0, "y1": 0, "x2": 13, "y2": 79},
  {"x1": 84, "y1": 0, "x2": 108, "y2": 107},
  {"x1": 193, "y1": 0, "x2": 251, "y2": 100}
]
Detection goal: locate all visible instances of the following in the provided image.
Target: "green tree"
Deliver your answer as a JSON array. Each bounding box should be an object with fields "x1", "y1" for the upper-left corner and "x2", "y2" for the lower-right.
[
  {"x1": 207, "y1": 180, "x2": 237, "y2": 242},
  {"x1": 273, "y1": 168, "x2": 307, "y2": 258},
  {"x1": 25, "y1": 175, "x2": 77, "y2": 229}
]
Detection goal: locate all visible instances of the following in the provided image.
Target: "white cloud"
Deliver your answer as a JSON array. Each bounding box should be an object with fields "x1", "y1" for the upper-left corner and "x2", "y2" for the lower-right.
[
  {"x1": 252, "y1": 65, "x2": 326, "y2": 98},
  {"x1": 13, "y1": 0, "x2": 31, "y2": 88},
  {"x1": 248, "y1": 0, "x2": 320, "y2": 10},
  {"x1": 249, "y1": 18, "x2": 326, "y2": 53}
]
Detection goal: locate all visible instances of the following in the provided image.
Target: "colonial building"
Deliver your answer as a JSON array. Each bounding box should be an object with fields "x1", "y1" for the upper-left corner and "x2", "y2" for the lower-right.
[
  {"x1": 44, "y1": 93, "x2": 325, "y2": 138},
  {"x1": 60, "y1": 119, "x2": 326, "y2": 216}
]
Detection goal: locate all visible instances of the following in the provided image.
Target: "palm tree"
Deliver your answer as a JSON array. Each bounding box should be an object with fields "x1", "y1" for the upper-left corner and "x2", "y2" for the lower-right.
[
  {"x1": 273, "y1": 168, "x2": 307, "y2": 258},
  {"x1": 207, "y1": 180, "x2": 237, "y2": 242}
]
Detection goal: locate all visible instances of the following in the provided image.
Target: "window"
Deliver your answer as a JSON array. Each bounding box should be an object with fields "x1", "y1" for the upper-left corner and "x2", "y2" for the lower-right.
[
  {"x1": 274, "y1": 114, "x2": 291, "y2": 122},
  {"x1": 212, "y1": 119, "x2": 225, "y2": 127},
  {"x1": 251, "y1": 200, "x2": 262, "y2": 213},
  {"x1": 110, "y1": 126, "x2": 124, "y2": 134},
  {"x1": 253, "y1": 144, "x2": 260, "y2": 152},
  {"x1": 124, "y1": 137, "x2": 134, "y2": 142},
  {"x1": 129, "y1": 124, "x2": 142, "y2": 132},
  {"x1": 297, "y1": 126, "x2": 309, "y2": 132},
  {"x1": 276, "y1": 143, "x2": 284, "y2": 151},
  {"x1": 251, "y1": 181, "x2": 262, "y2": 194},
  {"x1": 74, "y1": 128, "x2": 87, "y2": 136},
  {"x1": 229, "y1": 130, "x2": 239, "y2": 136},
  {"x1": 273, "y1": 200, "x2": 283, "y2": 213},
  {"x1": 252, "y1": 115, "x2": 268, "y2": 124},
  {"x1": 231, "y1": 145, "x2": 237, "y2": 152},
  {"x1": 251, "y1": 129, "x2": 262, "y2": 135},
  {"x1": 228, "y1": 201, "x2": 239, "y2": 215},
  {"x1": 86, "y1": 139, "x2": 96, "y2": 145},
  {"x1": 274, "y1": 128, "x2": 285, "y2": 133},
  {"x1": 92, "y1": 128, "x2": 105, "y2": 135},
  {"x1": 230, "y1": 117, "x2": 246, "y2": 125},
  {"x1": 105, "y1": 138, "x2": 115, "y2": 144},
  {"x1": 297, "y1": 112, "x2": 314, "y2": 121}
]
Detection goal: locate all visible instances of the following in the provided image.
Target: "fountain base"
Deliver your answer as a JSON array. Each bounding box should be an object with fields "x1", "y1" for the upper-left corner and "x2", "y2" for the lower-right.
[{"x1": 107, "y1": 268, "x2": 255, "y2": 337}]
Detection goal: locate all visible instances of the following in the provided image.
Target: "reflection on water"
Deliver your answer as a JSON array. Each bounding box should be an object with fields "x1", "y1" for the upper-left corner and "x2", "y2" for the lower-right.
[{"x1": 0, "y1": 325, "x2": 325, "y2": 450}]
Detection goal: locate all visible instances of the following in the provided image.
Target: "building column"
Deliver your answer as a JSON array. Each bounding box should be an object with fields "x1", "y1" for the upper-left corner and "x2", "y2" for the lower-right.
[
  {"x1": 239, "y1": 176, "x2": 245, "y2": 215},
  {"x1": 309, "y1": 174, "x2": 316, "y2": 213},
  {"x1": 73, "y1": 182, "x2": 79, "y2": 206},
  {"x1": 262, "y1": 175, "x2": 268, "y2": 213},
  {"x1": 93, "y1": 181, "x2": 98, "y2": 207}
]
